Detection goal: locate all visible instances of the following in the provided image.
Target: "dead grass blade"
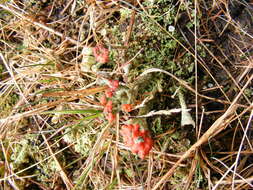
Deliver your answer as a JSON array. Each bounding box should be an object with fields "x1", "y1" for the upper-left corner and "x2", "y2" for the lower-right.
[{"x1": 42, "y1": 86, "x2": 108, "y2": 97}]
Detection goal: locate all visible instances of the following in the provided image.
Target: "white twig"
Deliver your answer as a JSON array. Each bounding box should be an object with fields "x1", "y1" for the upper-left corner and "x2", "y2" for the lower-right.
[{"x1": 133, "y1": 108, "x2": 187, "y2": 118}]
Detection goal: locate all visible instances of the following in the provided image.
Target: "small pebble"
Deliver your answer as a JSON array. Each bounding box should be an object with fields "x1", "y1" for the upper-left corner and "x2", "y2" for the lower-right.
[
  {"x1": 207, "y1": 83, "x2": 214, "y2": 88},
  {"x1": 168, "y1": 25, "x2": 175, "y2": 32}
]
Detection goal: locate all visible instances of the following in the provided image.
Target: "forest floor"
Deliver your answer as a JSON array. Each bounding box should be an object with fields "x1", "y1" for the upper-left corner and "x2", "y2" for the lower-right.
[{"x1": 0, "y1": 0, "x2": 252, "y2": 189}]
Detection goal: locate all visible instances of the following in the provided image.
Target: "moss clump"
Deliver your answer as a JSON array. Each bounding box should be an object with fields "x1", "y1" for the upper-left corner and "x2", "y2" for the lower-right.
[
  {"x1": 9, "y1": 134, "x2": 68, "y2": 188},
  {"x1": 124, "y1": 0, "x2": 196, "y2": 81},
  {"x1": 0, "y1": 93, "x2": 19, "y2": 118},
  {"x1": 63, "y1": 125, "x2": 95, "y2": 157},
  {"x1": 10, "y1": 138, "x2": 31, "y2": 169}
]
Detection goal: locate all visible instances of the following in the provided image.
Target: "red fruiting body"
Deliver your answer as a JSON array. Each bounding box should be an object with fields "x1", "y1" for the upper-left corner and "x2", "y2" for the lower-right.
[
  {"x1": 121, "y1": 125, "x2": 134, "y2": 146},
  {"x1": 93, "y1": 44, "x2": 109, "y2": 63},
  {"x1": 121, "y1": 104, "x2": 132, "y2": 112},
  {"x1": 104, "y1": 80, "x2": 119, "y2": 98},
  {"x1": 131, "y1": 134, "x2": 153, "y2": 159},
  {"x1": 109, "y1": 80, "x2": 119, "y2": 91},
  {"x1": 100, "y1": 95, "x2": 107, "y2": 106},
  {"x1": 121, "y1": 124, "x2": 153, "y2": 159},
  {"x1": 104, "y1": 100, "x2": 113, "y2": 113},
  {"x1": 103, "y1": 100, "x2": 115, "y2": 123},
  {"x1": 99, "y1": 77, "x2": 153, "y2": 158},
  {"x1": 106, "y1": 113, "x2": 116, "y2": 123},
  {"x1": 105, "y1": 90, "x2": 113, "y2": 98}
]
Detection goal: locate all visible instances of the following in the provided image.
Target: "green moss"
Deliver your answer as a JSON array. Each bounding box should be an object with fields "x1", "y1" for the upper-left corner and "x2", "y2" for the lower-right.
[
  {"x1": 0, "y1": 93, "x2": 19, "y2": 118},
  {"x1": 9, "y1": 133, "x2": 68, "y2": 187},
  {"x1": 151, "y1": 117, "x2": 163, "y2": 134},
  {"x1": 100, "y1": 0, "x2": 200, "y2": 88},
  {"x1": 10, "y1": 139, "x2": 30, "y2": 168},
  {"x1": 63, "y1": 123, "x2": 96, "y2": 157},
  {"x1": 244, "y1": 87, "x2": 253, "y2": 98}
]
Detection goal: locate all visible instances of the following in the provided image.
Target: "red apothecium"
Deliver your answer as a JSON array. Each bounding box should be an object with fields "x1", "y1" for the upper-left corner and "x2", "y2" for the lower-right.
[
  {"x1": 121, "y1": 124, "x2": 153, "y2": 159},
  {"x1": 93, "y1": 44, "x2": 109, "y2": 63}
]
